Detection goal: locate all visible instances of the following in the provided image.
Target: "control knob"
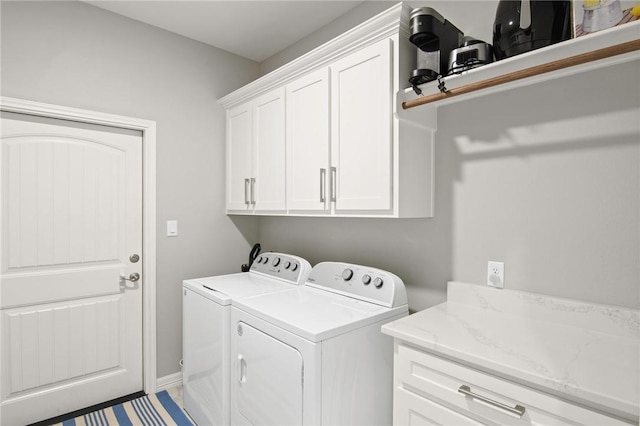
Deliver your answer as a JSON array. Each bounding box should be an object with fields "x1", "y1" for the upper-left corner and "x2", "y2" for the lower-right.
[
  {"x1": 284, "y1": 261, "x2": 291, "y2": 269},
  {"x1": 272, "y1": 257, "x2": 281, "y2": 267},
  {"x1": 342, "y1": 268, "x2": 354, "y2": 281},
  {"x1": 374, "y1": 277, "x2": 384, "y2": 288},
  {"x1": 362, "y1": 274, "x2": 371, "y2": 285}
]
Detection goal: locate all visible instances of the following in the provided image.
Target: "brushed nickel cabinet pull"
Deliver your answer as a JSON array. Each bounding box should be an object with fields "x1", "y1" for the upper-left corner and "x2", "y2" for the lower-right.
[
  {"x1": 250, "y1": 178, "x2": 256, "y2": 205},
  {"x1": 458, "y1": 385, "x2": 526, "y2": 417},
  {"x1": 320, "y1": 168, "x2": 326, "y2": 203},
  {"x1": 330, "y1": 167, "x2": 337, "y2": 202},
  {"x1": 244, "y1": 178, "x2": 250, "y2": 205}
]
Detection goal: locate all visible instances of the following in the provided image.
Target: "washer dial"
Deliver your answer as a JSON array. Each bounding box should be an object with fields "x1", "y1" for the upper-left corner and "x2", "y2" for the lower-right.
[{"x1": 374, "y1": 277, "x2": 384, "y2": 288}]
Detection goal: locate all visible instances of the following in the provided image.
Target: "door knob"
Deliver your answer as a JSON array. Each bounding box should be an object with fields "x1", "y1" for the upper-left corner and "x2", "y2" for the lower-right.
[{"x1": 121, "y1": 272, "x2": 140, "y2": 282}]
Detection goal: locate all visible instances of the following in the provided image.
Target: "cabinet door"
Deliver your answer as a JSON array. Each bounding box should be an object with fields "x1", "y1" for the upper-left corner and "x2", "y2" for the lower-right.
[
  {"x1": 253, "y1": 88, "x2": 286, "y2": 211},
  {"x1": 331, "y1": 38, "x2": 393, "y2": 212},
  {"x1": 226, "y1": 103, "x2": 253, "y2": 211},
  {"x1": 286, "y1": 68, "x2": 330, "y2": 212}
]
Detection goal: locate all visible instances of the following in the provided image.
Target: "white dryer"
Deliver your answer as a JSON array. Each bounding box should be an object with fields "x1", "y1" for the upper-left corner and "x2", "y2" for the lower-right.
[
  {"x1": 182, "y1": 253, "x2": 311, "y2": 426},
  {"x1": 230, "y1": 261, "x2": 408, "y2": 425}
]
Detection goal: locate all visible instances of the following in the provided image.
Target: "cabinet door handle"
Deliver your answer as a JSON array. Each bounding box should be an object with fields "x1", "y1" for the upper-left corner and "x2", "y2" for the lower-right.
[
  {"x1": 458, "y1": 385, "x2": 526, "y2": 417},
  {"x1": 250, "y1": 178, "x2": 256, "y2": 205},
  {"x1": 244, "y1": 178, "x2": 250, "y2": 205},
  {"x1": 330, "y1": 167, "x2": 337, "y2": 202},
  {"x1": 320, "y1": 168, "x2": 326, "y2": 203}
]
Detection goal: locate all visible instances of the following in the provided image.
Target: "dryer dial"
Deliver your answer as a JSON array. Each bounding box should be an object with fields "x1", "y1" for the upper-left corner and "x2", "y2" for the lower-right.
[
  {"x1": 374, "y1": 277, "x2": 384, "y2": 288},
  {"x1": 342, "y1": 269, "x2": 354, "y2": 281}
]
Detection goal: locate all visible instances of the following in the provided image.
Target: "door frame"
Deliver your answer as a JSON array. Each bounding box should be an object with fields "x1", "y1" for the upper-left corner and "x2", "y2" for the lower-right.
[{"x1": 0, "y1": 96, "x2": 158, "y2": 395}]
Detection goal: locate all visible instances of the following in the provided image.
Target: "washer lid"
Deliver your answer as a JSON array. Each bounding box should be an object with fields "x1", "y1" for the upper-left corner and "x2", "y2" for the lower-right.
[
  {"x1": 233, "y1": 286, "x2": 408, "y2": 342},
  {"x1": 183, "y1": 273, "x2": 294, "y2": 305}
]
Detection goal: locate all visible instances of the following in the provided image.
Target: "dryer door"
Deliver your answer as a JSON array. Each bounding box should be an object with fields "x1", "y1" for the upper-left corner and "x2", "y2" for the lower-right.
[{"x1": 236, "y1": 321, "x2": 303, "y2": 425}]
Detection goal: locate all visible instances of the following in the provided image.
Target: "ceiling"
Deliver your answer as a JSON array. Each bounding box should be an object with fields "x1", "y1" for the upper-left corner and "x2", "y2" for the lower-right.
[{"x1": 85, "y1": 1, "x2": 366, "y2": 62}]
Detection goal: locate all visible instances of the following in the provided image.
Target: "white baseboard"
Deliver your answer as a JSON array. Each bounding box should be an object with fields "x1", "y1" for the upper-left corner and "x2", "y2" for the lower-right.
[{"x1": 156, "y1": 372, "x2": 182, "y2": 391}]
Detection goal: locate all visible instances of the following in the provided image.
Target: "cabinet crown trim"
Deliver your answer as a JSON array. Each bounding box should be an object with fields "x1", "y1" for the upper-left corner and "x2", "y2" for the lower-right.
[{"x1": 218, "y1": 2, "x2": 410, "y2": 109}]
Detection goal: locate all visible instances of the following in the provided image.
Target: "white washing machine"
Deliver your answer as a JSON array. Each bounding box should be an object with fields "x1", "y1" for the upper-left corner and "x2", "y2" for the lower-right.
[
  {"x1": 182, "y1": 253, "x2": 312, "y2": 426},
  {"x1": 230, "y1": 261, "x2": 408, "y2": 425}
]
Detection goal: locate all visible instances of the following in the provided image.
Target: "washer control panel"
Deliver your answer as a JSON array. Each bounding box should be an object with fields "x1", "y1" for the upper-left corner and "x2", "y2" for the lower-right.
[
  {"x1": 250, "y1": 252, "x2": 312, "y2": 285},
  {"x1": 306, "y1": 262, "x2": 407, "y2": 308}
]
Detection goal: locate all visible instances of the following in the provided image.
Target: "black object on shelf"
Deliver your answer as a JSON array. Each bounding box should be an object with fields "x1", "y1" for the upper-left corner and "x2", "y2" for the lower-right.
[
  {"x1": 493, "y1": 0, "x2": 572, "y2": 61},
  {"x1": 408, "y1": 7, "x2": 464, "y2": 89}
]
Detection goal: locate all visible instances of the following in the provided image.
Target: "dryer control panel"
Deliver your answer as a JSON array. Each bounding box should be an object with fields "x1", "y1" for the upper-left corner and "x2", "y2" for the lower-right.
[
  {"x1": 250, "y1": 253, "x2": 312, "y2": 285},
  {"x1": 305, "y1": 262, "x2": 408, "y2": 308}
]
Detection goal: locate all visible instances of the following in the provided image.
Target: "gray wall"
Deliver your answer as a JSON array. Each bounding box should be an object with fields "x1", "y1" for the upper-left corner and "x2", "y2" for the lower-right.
[
  {"x1": 259, "y1": 1, "x2": 397, "y2": 76},
  {"x1": 257, "y1": 1, "x2": 640, "y2": 310},
  {"x1": 1, "y1": 1, "x2": 259, "y2": 378}
]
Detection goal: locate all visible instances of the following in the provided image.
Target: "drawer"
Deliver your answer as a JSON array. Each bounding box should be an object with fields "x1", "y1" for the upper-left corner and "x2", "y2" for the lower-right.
[
  {"x1": 396, "y1": 344, "x2": 632, "y2": 425},
  {"x1": 395, "y1": 387, "x2": 483, "y2": 426}
]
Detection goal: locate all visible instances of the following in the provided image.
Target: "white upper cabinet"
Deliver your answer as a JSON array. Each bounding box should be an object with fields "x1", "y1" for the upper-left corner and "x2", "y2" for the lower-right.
[
  {"x1": 286, "y1": 68, "x2": 330, "y2": 213},
  {"x1": 226, "y1": 103, "x2": 253, "y2": 211},
  {"x1": 220, "y1": 3, "x2": 434, "y2": 218},
  {"x1": 331, "y1": 39, "x2": 392, "y2": 213},
  {"x1": 226, "y1": 88, "x2": 286, "y2": 214},
  {"x1": 253, "y1": 88, "x2": 286, "y2": 212}
]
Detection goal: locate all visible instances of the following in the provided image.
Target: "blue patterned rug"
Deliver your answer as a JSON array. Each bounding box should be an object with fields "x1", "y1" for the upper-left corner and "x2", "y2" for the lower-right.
[{"x1": 55, "y1": 390, "x2": 193, "y2": 426}]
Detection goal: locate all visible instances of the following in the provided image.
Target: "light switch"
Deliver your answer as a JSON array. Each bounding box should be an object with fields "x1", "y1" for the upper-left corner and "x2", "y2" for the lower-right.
[{"x1": 167, "y1": 220, "x2": 178, "y2": 237}]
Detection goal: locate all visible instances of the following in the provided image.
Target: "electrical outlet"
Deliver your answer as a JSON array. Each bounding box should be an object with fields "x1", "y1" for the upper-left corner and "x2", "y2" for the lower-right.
[{"x1": 487, "y1": 261, "x2": 505, "y2": 288}]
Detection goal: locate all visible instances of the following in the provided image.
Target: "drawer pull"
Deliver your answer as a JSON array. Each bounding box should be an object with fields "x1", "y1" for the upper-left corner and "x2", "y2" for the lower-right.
[{"x1": 458, "y1": 385, "x2": 526, "y2": 418}]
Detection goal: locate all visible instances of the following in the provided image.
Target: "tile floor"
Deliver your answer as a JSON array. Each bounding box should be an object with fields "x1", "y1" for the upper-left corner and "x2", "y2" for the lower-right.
[{"x1": 166, "y1": 385, "x2": 184, "y2": 408}]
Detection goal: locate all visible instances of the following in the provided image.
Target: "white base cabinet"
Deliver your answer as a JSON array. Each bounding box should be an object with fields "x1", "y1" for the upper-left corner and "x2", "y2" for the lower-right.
[{"x1": 393, "y1": 343, "x2": 633, "y2": 425}]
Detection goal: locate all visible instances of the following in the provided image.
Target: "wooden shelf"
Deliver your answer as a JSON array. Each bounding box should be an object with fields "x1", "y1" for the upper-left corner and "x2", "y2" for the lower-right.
[{"x1": 398, "y1": 21, "x2": 640, "y2": 114}]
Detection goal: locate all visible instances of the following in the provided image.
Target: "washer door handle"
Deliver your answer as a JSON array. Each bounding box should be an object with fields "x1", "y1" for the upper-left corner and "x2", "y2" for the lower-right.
[{"x1": 238, "y1": 354, "x2": 247, "y2": 384}]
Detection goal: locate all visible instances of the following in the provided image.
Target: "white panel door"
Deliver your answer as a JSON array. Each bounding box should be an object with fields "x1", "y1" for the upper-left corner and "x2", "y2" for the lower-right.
[
  {"x1": 227, "y1": 103, "x2": 254, "y2": 211},
  {"x1": 287, "y1": 68, "x2": 330, "y2": 212},
  {"x1": 253, "y1": 88, "x2": 286, "y2": 212},
  {"x1": 236, "y1": 321, "x2": 303, "y2": 425},
  {"x1": 0, "y1": 112, "x2": 143, "y2": 425},
  {"x1": 331, "y1": 38, "x2": 393, "y2": 212}
]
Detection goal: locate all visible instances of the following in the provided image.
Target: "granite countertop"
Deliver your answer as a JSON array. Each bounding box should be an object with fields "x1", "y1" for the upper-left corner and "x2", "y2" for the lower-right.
[{"x1": 381, "y1": 281, "x2": 640, "y2": 421}]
